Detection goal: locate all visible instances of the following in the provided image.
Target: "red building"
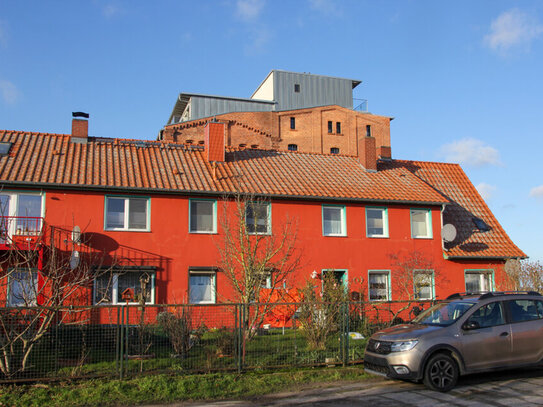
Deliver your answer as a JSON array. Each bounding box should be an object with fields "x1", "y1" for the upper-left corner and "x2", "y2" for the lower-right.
[{"x1": 0, "y1": 110, "x2": 525, "y2": 308}]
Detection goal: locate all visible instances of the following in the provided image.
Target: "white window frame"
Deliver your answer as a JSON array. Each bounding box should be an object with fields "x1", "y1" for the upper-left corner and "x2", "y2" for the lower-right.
[
  {"x1": 365, "y1": 207, "x2": 389, "y2": 238},
  {"x1": 104, "y1": 196, "x2": 150, "y2": 232},
  {"x1": 410, "y1": 208, "x2": 432, "y2": 239},
  {"x1": 0, "y1": 191, "x2": 45, "y2": 238},
  {"x1": 93, "y1": 271, "x2": 156, "y2": 305},
  {"x1": 413, "y1": 270, "x2": 435, "y2": 300},
  {"x1": 189, "y1": 199, "x2": 217, "y2": 234},
  {"x1": 368, "y1": 270, "x2": 391, "y2": 302},
  {"x1": 189, "y1": 270, "x2": 216, "y2": 304},
  {"x1": 245, "y1": 201, "x2": 271, "y2": 235},
  {"x1": 464, "y1": 269, "x2": 494, "y2": 293},
  {"x1": 7, "y1": 269, "x2": 38, "y2": 307},
  {"x1": 322, "y1": 205, "x2": 347, "y2": 237}
]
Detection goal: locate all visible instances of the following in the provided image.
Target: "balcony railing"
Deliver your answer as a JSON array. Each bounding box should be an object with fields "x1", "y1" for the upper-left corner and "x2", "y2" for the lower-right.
[
  {"x1": 0, "y1": 216, "x2": 44, "y2": 246},
  {"x1": 353, "y1": 98, "x2": 368, "y2": 112}
]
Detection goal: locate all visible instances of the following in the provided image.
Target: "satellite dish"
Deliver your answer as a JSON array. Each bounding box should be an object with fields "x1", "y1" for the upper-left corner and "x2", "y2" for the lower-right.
[
  {"x1": 70, "y1": 250, "x2": 80, "y2": 270},
  {"x1": 442, "y1": 224, "x2": 457, "y2": 243},
  {"x1": 72, "y1": 225, "x2": 81, "y2": 244}
]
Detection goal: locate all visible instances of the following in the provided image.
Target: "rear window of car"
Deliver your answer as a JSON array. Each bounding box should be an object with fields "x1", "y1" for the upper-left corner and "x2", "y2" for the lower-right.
[{"x1": 506, "y1": 300, "x2": 541, "y2": 323}]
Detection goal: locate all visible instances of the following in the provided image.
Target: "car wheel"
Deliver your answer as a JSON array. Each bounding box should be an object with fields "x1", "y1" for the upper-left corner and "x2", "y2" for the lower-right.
[{"x1": 423, "y1": 353, "x2": 458, "y2": 392}]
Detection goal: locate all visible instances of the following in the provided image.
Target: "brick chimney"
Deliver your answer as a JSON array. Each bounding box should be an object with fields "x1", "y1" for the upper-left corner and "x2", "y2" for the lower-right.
[
  {"x1": 358, "y1": 136, "x2": 377, "y2": 172},
  {"x1": 205, "y1": 120, "x2": 225, "y2": 162},
  {"x1": 378, "y1": 146, "x2": 392, "y2": 160},
  {"x1": 71, "y1": 112, "x2": 89, "y2": 144}
]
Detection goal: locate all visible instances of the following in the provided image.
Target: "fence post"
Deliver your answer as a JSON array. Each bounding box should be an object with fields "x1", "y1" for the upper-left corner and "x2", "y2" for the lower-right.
[
  {"x1": 344, "y1": 302, "x2": 350, "y2": 366},
  {"x1": 237, "y1": 303, "x2": 243, "y2": 373},
  {"x1": 119, "y1": 306, "x2": 124, "y2": 380}
]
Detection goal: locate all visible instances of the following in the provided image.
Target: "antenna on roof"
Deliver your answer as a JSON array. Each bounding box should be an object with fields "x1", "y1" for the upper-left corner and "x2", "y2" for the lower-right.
[{"x1": 72, "y1": 112, "x2": 90, "y2": 119}]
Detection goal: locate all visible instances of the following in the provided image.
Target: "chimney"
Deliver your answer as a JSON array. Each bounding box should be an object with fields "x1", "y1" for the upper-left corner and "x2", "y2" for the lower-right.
[
  {"x1": 378, "y1": 146, "x2": 392, "y2": 160},
  {"x1": 71, "y1": 112, "x2": 89, "y2": 144},
  {"x1": 358, "y1": 135, "x2": 377, "y2": 172},
  {"x1": 205, "y1": 120, "x2": 225, "y2": 162}
]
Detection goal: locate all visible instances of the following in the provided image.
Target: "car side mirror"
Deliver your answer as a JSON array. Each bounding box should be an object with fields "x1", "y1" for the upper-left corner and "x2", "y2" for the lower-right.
[{"x1": 462, "y1": 321, "x2": 480, "y2": 331}]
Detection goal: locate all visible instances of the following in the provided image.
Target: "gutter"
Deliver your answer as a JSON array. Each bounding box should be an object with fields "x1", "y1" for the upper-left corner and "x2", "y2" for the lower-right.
[{"x1": 0, "y1": 180, "x2": 447, "y2": 207}]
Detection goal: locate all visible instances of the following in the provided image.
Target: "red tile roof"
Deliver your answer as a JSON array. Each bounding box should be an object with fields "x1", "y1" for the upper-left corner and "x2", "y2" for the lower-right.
[
  {"x1": 379, "y1": 160, "x2": 526, "y2": 259},
  {"x1": 0, "y1": 130, "x2": 525, "y2": 259},
  {"x1": 0, "y1": 131, "x2": 445, "y2": 204}
]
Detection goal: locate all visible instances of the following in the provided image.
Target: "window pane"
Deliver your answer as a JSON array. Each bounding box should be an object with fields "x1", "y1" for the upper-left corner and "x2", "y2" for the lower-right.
[
  {"x1": 468, "y1": 302, "x2": 505, "y2": 328},
  {"x1": 369, "y1": 273, "x2": 388, "y2": 301},
  {"x1": 411, "y1": 210, "x2": 429, "y2": 238},
  {"x1": 414, "y1": 272, "x2": 433, "y2": 300},
  {"x1": 465, "y1": 272, "x2": 492, "y2": 292},
  {"x1": 508, "y1": 300, "x2": 539, "y2": 323},
  {"x1": 116, "y1": 272, "x2": 153, "y2": 303},
  {"x1": 323, "y1": 207, "x2": 342, "y2": 235},
  {"x1": 246, "y1": 203, "x2": 269, "y2": 234},
  {"x1": 9, "y1": 271, "x2": 37, "y2": 306},
  {"x1": 367, "y1": 208, "x2": 385, "y2": 236},
  {"x1": 17, "y1": 195, "x2": 42, "y2": 232},
  {"x1": 0, "y1": 194, "x2": 10, "y2": 217},
  {"x1": 189, "y1": 274, "x2": 214, "y2": 303},
  {"x1": 190, "y1": 201, "x2": 214, "y2": 232},
  {"x1": 106, "y1": 198, "x2": 125, "y2": 229},
  {"x1": 128, "y1": 199, "x2": 147, "y2": 229},
  {"x1": 95, "y1": 274, "x2": 114, "y2": 304}
]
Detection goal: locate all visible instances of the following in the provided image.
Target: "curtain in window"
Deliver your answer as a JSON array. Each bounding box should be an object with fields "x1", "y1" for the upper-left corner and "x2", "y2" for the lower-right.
[
  {"x1": 189, "y1": 274, "x2": 214, "y2": 303},
  {"x1": 367, "y1": 209, "x2": 384, "y2": 235},
  {"x1": 128, "y1": 199, "x2": 147, "y2": 229},
  {"x1": 411, "y1": 210, "x2": 428, "y2": 237},
  {"x1": 369, "y1": 273, "x2": 388, "y2": 300},
  {"x1": 323, "y1": 207, "x2": 342, "y2": 235},
  {"x1": 465, "y1": 272, "x2": 492, "y2": 292},
  {"x1": 191, "y1": 201, "x2": 214, "y2": 232}
]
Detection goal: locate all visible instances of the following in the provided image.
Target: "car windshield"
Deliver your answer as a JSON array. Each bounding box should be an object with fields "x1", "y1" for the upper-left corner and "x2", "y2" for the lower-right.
[{"x1": 412, "y1": 301, "x2": 476, "y2": 326}]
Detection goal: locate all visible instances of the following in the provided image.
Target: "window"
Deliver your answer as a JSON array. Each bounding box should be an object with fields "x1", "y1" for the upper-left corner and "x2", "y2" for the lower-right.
[
  {"x1": 322, "y1": 269, "x2": 348, "y2": 290},
  {"x1": 245, "y1": 201, "x2": 271, "y2": 234},
  {"x1": 294, "y1": 84, "x2": 300, "y2": 93},
  {"x1": 330, "y1": 147, "x2": 339, "y2": 154},
  {"x1": 322, "y1": 205, "x2": 346, "y2": 236},
  {"x1": 366, "y1": 124, "x2": 372, "y2": 138},
  {"x1": 507, "y1": 300, "x2": 540, "y2": 323},
  {"x1": 336, "y1": 122, "x2": 341, "y2": 134},
  {"x1": 290, "y1": 117, "x2": 296, "y2": 130},
  {"x1": 369, "y1": 271, "x2": 390, "y2": 301},
  {"x1": 8, "y1": 270, "x2": 38, "y2": 306},
  {"x1": 94, "y1": 269, "x2": 155, "y2": 305},
  {"x1": 0, "y1": 142, "x2": 12, "y2": 156},
  {"x1": 366, "y1": 207, "x2": 388, "y2": 237},
  {"x1": 189, "y1": 271, "x2": 216, "y2": 304},
  {"x1": 0, "y1": 192, "x2": 44, "y2": 236},
  {"x1": 288, "y1": 144, "x2": 298, "y2": 152},
  {"x1": 189, "y1": 199, "x2": 217, "y2": 233},
  {"x1": 466, "y1": 302, "x2": 505, "y2": 329},
  {"x1": 465, "y1": 270, "x2": 493, "y2": 292},
  {"x1": 414, "y1": 271, "x2": 434, "y2": 300},
  {"x1": 105, "y1": 196, "x2": 149, "y2": 231},
  {"x1": 410, "y1": 209, "x2": 432, "y2": 239},
  {"x1": 328, "y1": 121, "x2": 333, "y2": 133}
]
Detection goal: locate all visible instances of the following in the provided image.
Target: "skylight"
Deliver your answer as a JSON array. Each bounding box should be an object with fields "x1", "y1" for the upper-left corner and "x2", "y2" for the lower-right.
[
  {"x1": 0, "y1": 142, "x2": 12, "y2": 156},
  {"x1": 472, "y1": 217, "x2": 490, "y2": 232}
]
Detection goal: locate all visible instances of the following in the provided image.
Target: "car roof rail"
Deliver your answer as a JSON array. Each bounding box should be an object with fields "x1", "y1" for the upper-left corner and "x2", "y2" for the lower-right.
[
  {"x1": 446, "y1": 292, "x2": 481, "y2": 300},
  {"x1": 478, "y1": 291, "x2": 542, "y2": 300}
]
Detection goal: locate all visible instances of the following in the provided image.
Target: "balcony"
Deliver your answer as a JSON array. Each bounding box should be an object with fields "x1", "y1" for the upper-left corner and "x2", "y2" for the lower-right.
[
  {"x1": 353, "y1": 98, "x2": 368, "y2": 113},
  {"x1": 0, "y1": 216, "x2": 44, "y2": 249}
]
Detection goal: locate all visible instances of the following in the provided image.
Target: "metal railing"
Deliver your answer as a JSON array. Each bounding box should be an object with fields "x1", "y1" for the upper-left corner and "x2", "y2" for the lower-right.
[
  {"x1": 0, "y1": 300, "x2": 433, "y2": 382},
  {"x1": 0, "y1": 216, "x2": 44, "y2": 246}
]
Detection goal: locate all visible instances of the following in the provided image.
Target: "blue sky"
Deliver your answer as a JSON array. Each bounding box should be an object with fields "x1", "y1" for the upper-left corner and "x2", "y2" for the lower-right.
[{"x1": 1, "y1": 1, "x2": 542, "y2": 261}]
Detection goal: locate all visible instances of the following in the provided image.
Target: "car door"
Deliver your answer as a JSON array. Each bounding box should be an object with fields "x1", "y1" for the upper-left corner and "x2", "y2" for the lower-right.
[
  {"x1": 505, "y1": 299, "x2": 543, "y2": 364},
  {"x1": 460, "y1": 301, "x2": 513, "y2": 371}
]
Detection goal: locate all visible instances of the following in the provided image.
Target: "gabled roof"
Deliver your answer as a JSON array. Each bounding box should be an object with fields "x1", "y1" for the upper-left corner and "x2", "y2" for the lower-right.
[
  {"x1": 0, "y1": 130, "x2": 443, "y2": 204},
  {"x1": 379, "y1": 160, "x2": 526, "y2": 259}
]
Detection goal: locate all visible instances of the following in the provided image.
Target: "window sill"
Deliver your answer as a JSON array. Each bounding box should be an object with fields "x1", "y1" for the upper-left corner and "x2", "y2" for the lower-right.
[
  {"x1": 411, "y1": 236, "x2": 433, "y2": 240},
  {"x1": 189, "y1": 231, "x2": 218, "y2": 235},
  {"x1": 323, "y1": 234, "x2": 347, "y2": 237},
  {"x1": 105, "y1": 228, "x2": 151, "y2": 233},
  {"x1": 367, "y1": 235, "x2": 389, "y2": 239}
]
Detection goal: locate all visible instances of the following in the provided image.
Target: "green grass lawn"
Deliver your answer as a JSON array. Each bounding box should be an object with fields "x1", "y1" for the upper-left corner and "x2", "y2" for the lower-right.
[{"x1": 0, "y1": 367, "x2": 375, "y2": 407}]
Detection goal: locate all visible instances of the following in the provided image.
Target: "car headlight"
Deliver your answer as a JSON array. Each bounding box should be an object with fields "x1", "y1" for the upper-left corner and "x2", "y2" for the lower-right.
[{"x1": 390, "y1": 340, "x2": 418, "y2": 352}]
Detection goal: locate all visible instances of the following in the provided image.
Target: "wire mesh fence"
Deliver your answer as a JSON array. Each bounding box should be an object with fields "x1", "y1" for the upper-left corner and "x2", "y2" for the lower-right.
[{"x1": 0, "y1": 299, "x2": 434, "y2": 382}]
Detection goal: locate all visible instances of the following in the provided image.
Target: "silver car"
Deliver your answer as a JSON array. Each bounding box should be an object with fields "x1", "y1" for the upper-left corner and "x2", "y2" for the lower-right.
[{"x1": 364, "y1": 291, "x2": 543, "y2": 391}]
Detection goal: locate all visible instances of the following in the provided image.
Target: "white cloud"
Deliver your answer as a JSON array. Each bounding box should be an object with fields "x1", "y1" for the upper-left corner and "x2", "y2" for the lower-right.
[
  {"x1": 236, "y1": 0, "x2": 265, "y2": 22},
  {"x1": 476, "y1": 183, "x2": 497, "y2": 202},
  {"x1": 530, "y1": 185, "x2": 543, "y2": 198},
  {"x1": 484, "y1": 9, "x2": 543, "y2": 54},
  {"x1": 0, "y1": 80, "x2": 21, "y2": 105},
  {"x1": 440, "y1": 138, "x2": 502, "y2": 167}
]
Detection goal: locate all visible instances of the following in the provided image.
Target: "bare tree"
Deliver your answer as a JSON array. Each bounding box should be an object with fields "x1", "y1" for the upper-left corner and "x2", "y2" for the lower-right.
[
  {"x1": 0, "y1": 225, "x2": 116, "y2": 377},
  {"x1": 503, "y1": 259, "x2": 543, "y2": 292},
  {"x1": 216, "y1": 193, "x2": 300, "y2": 342}
]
